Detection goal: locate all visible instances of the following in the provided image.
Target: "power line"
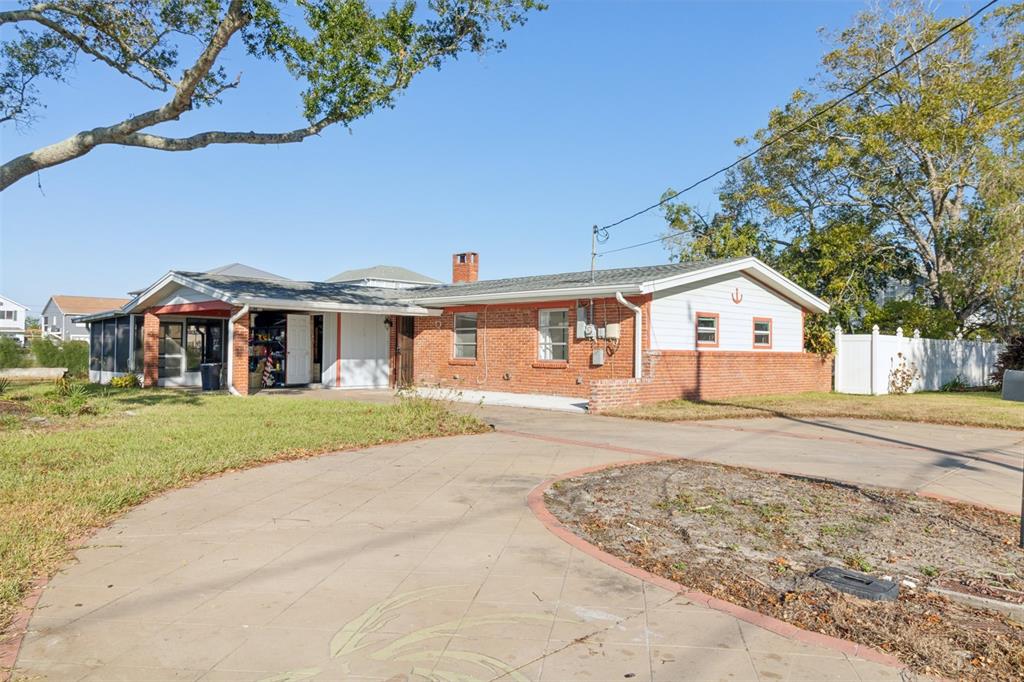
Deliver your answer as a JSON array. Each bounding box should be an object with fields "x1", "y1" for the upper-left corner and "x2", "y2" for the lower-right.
[
  {"x1": 594, "y1": 0, "x2": 1000, "y2": 238},
  {"x1": 596, "y1": 87, "x2": 1024, "y2": 258}
]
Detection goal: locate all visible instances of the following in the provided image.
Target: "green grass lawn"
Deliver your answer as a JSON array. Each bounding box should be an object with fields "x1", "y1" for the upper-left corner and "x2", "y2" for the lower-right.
[
  {"x1": 0, "y1": 383, "x2": 485, "y2": 636},
  {"x1": 609, "y1": 390, "x2": 1023, "y2": 430}
]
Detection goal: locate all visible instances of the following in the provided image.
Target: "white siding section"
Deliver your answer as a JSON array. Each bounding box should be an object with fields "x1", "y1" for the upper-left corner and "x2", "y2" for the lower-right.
[
  {"x1": 153, "y1": 285, "x2": 217, "y2": 307},
  {"x1": 321, "y1": 313, "x2": 339, "y2": 387},
  {"x1": 340, "y1": 313, "x2": 390, "y2": 389},
  {"x1": 650, "y1": 273, "x2": 803, "y2": 352}
]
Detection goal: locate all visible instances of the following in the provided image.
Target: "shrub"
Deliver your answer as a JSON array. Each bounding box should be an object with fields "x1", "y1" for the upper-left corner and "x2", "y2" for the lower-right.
[
  {"x1": 991, "y1": 335, "x2": 1024, "y2": 387},
  {"x1": 109, "y1": 374, "x2": 140, "y2": 389},
  {"x1": 31, "y1": 338, "x2": 89, "y2": 377},
  {"x1": 0, "y1": 377, "x2": 9, "y2": 395},
  {"x1": 939, "y1": 375, "x2": 969, "y2": 392},
  {"x1": 888, "y1": 352, "x2": 918, "y2": 394},
  {"x1": 0, "y1": 337, "x2": 28, "y2": 369}
]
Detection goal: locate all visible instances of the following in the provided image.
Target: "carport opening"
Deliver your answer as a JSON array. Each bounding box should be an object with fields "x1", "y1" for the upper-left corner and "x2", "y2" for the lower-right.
[{"x1": 249, "y1": 312, "x2": 324, "y2": 389}]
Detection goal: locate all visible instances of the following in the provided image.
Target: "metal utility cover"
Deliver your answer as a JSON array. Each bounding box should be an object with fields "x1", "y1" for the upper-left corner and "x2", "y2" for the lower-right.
[{"x1": 811, "y1": 567, "x2": 899, "y2": 601}]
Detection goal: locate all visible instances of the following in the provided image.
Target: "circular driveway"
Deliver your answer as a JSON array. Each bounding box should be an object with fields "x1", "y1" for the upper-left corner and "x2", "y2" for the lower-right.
[{"x1": 13, "y1": 409, "x2": 1021, "y2": 681}]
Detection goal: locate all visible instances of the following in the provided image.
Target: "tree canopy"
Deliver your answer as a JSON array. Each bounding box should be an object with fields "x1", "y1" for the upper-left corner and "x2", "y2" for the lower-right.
[
  {"x1": 662, "y1": 0, "x2": 1024, "y2": 342},
  {"x1": 0, "y1": 0, "x2": 542, "y2": 190}
]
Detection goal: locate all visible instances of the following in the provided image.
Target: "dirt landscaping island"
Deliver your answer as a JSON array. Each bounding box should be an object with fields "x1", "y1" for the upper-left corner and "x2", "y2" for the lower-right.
[{"x1": 546, "y1": 459, "x2": 1024, "y2": 680}]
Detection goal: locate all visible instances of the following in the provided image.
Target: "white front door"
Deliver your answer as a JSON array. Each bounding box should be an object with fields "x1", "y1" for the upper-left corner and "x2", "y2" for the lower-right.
[{"x1": 286, "y1": 314, "x2": 311, "y2": 385}]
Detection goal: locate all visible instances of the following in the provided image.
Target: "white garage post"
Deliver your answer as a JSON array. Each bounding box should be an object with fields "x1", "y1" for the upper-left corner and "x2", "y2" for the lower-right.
[{"x1": 833, "y1": 325, "x2": 843, "y2": 393}]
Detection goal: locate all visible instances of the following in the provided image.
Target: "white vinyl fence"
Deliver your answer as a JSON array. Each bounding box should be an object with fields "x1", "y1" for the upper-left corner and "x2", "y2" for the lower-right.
[{"x1": 834, "y1": 326, "x2": 1003, "y2": 395}]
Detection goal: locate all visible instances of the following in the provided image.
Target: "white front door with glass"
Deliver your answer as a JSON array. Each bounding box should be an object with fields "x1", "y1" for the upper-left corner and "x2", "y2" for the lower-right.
[{"x1": 285, "y1": 314, "x2": 312, "y2": 385}]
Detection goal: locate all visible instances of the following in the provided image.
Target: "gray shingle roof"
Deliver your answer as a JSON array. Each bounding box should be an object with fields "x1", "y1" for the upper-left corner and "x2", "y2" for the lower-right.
[
  {"x1": 327, "y1": 265, "x2": 440, "y2": 284},
  {"x1": 176, "y1": 272, "x2": 410, "y2": 307},
  {"x1": 406, "y1": 258, "x2": 741, "y2": 300}
]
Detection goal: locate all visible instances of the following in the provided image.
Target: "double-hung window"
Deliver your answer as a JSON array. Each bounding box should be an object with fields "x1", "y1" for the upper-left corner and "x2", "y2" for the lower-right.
[
  {"x1": 696, "y1": 313, "x2": 719, "y2": 347},
  {"x1": 538, "y1": 309, "x2": 569, "y2": 361},
  {"x1": 753, "y1": 318, "x2": 772, "y2": 347},
  {"x1": 453, "y1": 312, "x2": 477, "y2": 359}
]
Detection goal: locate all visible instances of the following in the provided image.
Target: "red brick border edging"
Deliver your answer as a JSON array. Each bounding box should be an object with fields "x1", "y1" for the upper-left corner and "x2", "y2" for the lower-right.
[
  {"x1": 0, "y1": 577, "x2": 49, "y2": 682},
  {"x1": 526, "y1": 458, "x2": 912, "y2": 672}
]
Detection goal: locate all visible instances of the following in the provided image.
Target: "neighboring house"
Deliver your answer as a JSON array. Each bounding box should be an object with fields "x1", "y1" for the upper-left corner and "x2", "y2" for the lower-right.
[
  {"x1": 327, "y1": 265, "x2": 441, "y2": 289},
  {"x1": 0, "y1": 294, "x2": 29, "y2": 345},
  {"x1": 42, "y1": 296, "x2": 131, "y2": 342},
  {"x1": 79, "y1": 253, "x2": 831, "y2": 410}
]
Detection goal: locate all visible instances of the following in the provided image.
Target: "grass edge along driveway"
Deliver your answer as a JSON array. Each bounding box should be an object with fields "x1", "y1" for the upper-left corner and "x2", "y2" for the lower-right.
[
  {"x1": 608, "y1": 390, "x2": 1022, "y2": 430},
  {"x1": 0, "y1": 388, "x2": 485, "y2": 638}
]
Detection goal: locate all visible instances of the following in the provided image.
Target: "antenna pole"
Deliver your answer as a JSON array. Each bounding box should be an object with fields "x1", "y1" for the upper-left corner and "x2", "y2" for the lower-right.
[{"x1": 591, "y1": 224, "x2": 598, "y2": 282}]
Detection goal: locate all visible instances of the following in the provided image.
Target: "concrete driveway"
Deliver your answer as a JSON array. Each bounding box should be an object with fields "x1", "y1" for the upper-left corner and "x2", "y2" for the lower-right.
[{"x1": 10, "y1": 406, "x2": 1022, "y2": 681}]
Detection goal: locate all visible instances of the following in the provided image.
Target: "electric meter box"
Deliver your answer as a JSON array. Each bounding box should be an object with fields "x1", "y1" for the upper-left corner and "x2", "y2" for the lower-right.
[{"x1": 591, "y1": 348, "x2": 605, "y2": 366}]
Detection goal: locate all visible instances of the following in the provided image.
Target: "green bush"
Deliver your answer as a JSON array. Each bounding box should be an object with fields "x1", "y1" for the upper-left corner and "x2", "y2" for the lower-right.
[
  {"x1": 0, "y1": 338, "x2": 28, "y2": 369},
  {"x1": 31, "y1": 339, "x2": 89, "y2": 377}
]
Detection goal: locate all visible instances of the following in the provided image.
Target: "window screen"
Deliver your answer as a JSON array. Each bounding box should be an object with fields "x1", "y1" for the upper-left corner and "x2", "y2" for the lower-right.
[
  {"x1": 453, "y1": 313, "x2": 477, "y2": 359},
  {"x1": 538, "y1": 309, "x2": 569, "y2": 361},
  {"x1": 754, "y1": 318, "x2": 772, "y2": 347},
  {"x1": 696, "y1": 315, "x2": 718, "y2": 345}
]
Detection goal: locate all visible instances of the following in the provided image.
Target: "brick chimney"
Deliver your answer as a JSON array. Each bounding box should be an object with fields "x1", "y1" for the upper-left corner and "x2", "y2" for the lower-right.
[{"x1": 452, "y1": 252, "x2": 479, "y2": 283}]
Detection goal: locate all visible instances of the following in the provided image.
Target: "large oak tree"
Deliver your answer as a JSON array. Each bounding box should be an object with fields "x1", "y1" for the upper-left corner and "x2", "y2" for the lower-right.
[
  {"x1": 0, "y1": 0, "x2": 541, "y2": 190},
  {"x1": 663, "y1": 0, "x2": 1024, "y2": 338}
]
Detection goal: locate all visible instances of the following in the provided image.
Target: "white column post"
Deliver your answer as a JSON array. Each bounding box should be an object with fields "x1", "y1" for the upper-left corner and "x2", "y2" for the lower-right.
[{"x1": 833, "y1": 324, "x2": 843, "y2": 393}]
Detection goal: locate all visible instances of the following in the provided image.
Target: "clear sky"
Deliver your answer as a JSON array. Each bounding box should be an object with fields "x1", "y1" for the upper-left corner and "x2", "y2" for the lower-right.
[{"x1": 0, "y1": 1, "x2": 976, "y2": 314}]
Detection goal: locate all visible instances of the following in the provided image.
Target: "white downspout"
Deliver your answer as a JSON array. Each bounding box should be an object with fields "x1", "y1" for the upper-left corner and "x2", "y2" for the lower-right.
[
  {"x1": 227, "y1": 305, "x2": 250, "y2": 396},
  {"x1": 615, "y1": 292, "x2": 643, "y2": 379}
]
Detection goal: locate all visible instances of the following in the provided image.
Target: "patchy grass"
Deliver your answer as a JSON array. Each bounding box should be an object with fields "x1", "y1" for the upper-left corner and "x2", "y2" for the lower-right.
[
  {"x1": 0, "y1": 383, "x2": 485, "y2": 636},
  {"x1": 609, "y1": 390, "x2": 1022, "y2": 430},
  {"x1": 546, "y1": 459, "x2": 1024, "y2": 680}
]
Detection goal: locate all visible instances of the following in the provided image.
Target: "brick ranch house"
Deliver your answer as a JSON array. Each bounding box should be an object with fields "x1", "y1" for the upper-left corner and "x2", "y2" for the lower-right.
[{"x1": 80, "y1": 254, "x2": 832, "y2": 411}]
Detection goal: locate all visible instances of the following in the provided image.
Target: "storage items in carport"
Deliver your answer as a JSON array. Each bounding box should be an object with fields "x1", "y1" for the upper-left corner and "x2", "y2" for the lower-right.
[{"x1": 249, "y1": 312, "x2": 287, "y2": 387}]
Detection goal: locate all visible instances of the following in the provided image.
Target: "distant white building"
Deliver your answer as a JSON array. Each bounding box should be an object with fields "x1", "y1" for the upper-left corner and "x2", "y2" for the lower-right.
[{"x1": 0, "y1": 294, "x2": 29, "y2": 345}]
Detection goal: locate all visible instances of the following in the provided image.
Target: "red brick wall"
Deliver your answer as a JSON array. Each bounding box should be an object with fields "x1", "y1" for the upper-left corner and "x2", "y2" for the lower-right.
[
  {"x1": 588, "y1": 350, "x2": 834, "y2": 412},
  {"x1": 412, "y1": 296, "x2": 648, "y2": 398},
  {"x1": 230, "y1": 310, "x2": 250, "y2": 395},
  {"x1": 142, "y1": 311, "x2": 159, "y2": 387}
]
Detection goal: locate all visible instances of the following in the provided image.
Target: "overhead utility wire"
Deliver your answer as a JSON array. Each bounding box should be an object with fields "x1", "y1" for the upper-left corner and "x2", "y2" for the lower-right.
[
  {"x1": 593, "y1": 0, "x2": 1000, "y2": 247},
  {"x1": 597, "y1": 88, "x2": 1024, "y2": 257}
]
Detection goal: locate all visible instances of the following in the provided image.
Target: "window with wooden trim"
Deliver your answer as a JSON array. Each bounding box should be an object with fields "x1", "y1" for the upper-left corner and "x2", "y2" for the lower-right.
[
  {"x1": 695, "y1": 313, "x2": 719, "y2": 346},
  {"x1": 453, "y1": 312, "x2": 478, "y2": 359},
  {"x1": 538, "y1": 308, "x2": 569, "y2": 361},
  {"x1": 753, "y1": 318, "x2": 772, "y2": 347}
]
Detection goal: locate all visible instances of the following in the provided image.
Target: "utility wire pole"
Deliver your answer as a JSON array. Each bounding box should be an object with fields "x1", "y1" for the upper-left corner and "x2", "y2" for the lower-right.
[{"x1": 591, "y1": 224, "x2": 598, "y2": 283}]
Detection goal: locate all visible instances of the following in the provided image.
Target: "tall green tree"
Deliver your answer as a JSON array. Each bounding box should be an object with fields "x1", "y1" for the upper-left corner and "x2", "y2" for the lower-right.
[
  {"x1": 0, "y1": 0, "x2": 542, "y2": 190},
  {"x1": 664, "y1": 0, "x2": 1024, "y2": 338}
]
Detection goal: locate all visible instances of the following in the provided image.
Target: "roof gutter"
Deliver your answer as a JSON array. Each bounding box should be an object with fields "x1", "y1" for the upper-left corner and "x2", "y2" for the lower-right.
[
  {"x1": 226, "y1": 305, "x2": 249, "y2": 397},
  {"x1": 615, "y1": 292, "x2": 643, "y2": 380}
]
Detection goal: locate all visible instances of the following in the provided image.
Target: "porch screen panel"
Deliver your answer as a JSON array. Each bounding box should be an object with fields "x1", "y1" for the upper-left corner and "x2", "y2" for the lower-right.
[
  {"x1": 114, "y1": 317, "x2": 130, "y2": 372},
  {"x1": 89, "y1": 323, "x2": 102, "y2": 371},
  {"x1": 101, "y1": 319, "x2": 116, "y2": 372},
  {"x1": 131, "y1": 316, "x2": 144, "y2": 372}
]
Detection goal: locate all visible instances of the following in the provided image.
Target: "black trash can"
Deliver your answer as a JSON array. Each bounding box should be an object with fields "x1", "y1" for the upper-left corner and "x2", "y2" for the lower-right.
[{"x1": 200, "y1": 363, "x2": 222, "y2": 391}]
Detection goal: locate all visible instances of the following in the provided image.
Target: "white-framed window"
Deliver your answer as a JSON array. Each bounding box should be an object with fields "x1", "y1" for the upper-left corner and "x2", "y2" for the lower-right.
[
  {"x1": 538, "y1": 308, "x2": 569, "y2": 361},
  {"x1": 453, "y1": 312, "x2": 477, "y2": 359},
  {"x1": 753, "y1": 318, "x2": 772, "y2": 347},
  {"x1": 696, "y1": 313, "x2": 718, "y2": 346}
]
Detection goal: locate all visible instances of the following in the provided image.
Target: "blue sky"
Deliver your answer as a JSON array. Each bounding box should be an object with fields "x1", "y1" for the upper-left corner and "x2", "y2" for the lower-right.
[{"x1": 0, "y1": 1, "x2": 973, "y2": 314}]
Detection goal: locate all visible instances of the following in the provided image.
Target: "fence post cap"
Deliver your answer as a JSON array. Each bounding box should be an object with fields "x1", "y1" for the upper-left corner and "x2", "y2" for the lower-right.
[
  {"x1": 833, "y1": 324, "x2": 843, "y2": 334},
  {"x1": 913, "y1": 328, "x2": 921, "y2": 338},
  {"x1": 896, "y1": 326, "x2": 904, "y2": 337},
  {"x1": 871, "y1": 324, "x2": 880, "y2": 334},
  {"x1": 956, "y1": 332, "x2": 963, "y2": 340}
]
